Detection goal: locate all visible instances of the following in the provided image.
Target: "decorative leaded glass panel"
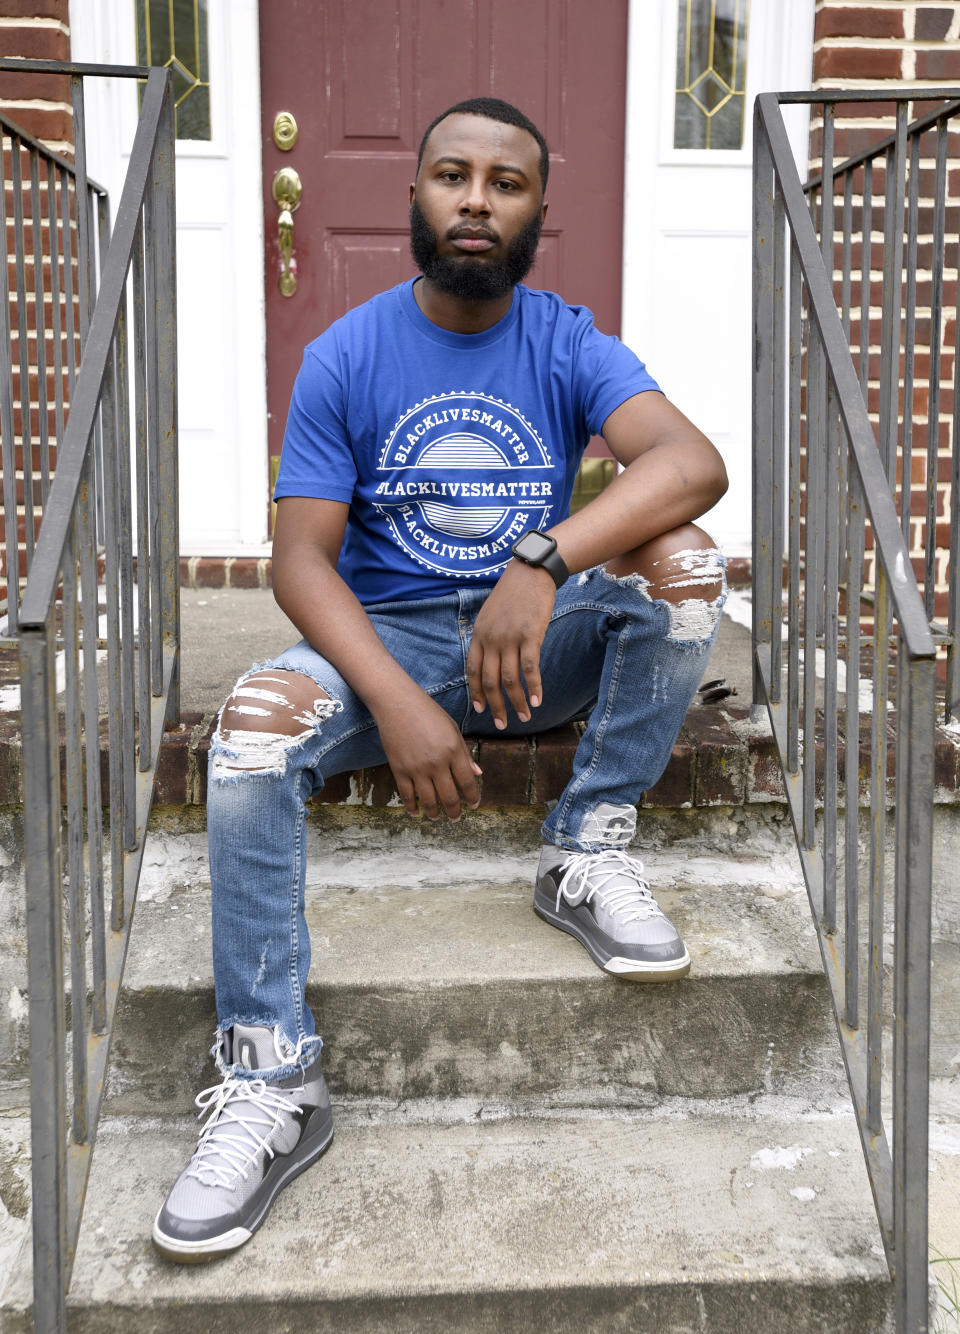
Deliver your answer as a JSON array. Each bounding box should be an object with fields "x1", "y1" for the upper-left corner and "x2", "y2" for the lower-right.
[
  {"x1": 136, "y1": 0, "x2": 211, "y2": 141},
  {"x1": 674, "y1": 0, "x2": 749, "y2": 150}
]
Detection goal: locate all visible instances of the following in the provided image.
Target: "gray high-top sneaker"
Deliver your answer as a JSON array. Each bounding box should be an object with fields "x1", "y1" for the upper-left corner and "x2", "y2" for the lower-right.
[
  {"x1": 152, "y1": 1024, "x2": 333, "y2": 1262},
  {"x1": 534, "y1": 803, "x2": 690, "y2": 981}
]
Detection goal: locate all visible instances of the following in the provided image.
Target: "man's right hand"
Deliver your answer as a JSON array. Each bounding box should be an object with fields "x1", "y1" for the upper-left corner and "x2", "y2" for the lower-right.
[{"x1": 373, "y1": 691, "x2": 482, "y2": 822}]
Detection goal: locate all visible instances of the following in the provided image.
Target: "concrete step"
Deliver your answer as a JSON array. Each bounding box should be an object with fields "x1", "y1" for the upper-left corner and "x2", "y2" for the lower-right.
[
  {"x1": 0, "y1": 1102, "x2": 893, "y2": 1333},
  {"x1": 89, "y1": 839, "x2": 848, "y2": 1116}
]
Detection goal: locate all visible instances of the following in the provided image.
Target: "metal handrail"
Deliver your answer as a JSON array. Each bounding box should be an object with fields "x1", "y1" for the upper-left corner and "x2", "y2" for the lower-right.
[
  {"x1": 752, "y1": 89, "x2": 948, "y2": 1333},
  {"x1": 1, "y1": 60, "x2": 180, "y2": 1331}
]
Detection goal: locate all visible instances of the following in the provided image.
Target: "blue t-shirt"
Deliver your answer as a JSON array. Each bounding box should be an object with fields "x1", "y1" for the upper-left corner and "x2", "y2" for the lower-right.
[{"x1": 275, "y1": 278, "x2": 660, "y2": 604}]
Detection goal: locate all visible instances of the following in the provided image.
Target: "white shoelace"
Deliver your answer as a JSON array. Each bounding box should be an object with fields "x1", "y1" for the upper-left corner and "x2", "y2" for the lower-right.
[
  {"x1": 556, "y1": 849, "x2": 665, "y2": 924},
  {"x1": 186, "y1": 1077, "x2": 302, "y2": 1189}
]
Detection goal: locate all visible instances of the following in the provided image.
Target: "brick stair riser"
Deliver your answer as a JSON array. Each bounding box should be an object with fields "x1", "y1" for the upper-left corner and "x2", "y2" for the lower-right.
[{"x1": 6, "y1": 702, "x2": 960, "y2": 811}]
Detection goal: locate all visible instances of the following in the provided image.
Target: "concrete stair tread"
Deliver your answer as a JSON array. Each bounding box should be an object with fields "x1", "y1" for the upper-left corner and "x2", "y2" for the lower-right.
[
  {"x1": 125, "y1": 876, "x2": 821, "y2": 993},
  {"x1": 2, "y1": 1109, "x2": 891, "y2": 1331},
  {"x1": 99, "y1": 874, "x2": 840, "y2": 1112}
]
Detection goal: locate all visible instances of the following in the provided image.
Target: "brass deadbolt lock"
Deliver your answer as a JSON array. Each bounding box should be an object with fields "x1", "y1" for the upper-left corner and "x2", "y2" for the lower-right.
[{"x1": 272, "y1": 111, "x2": 298, "y2": 151}]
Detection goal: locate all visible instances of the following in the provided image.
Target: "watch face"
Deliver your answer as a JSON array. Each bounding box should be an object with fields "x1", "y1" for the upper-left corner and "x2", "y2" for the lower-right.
[{"x1": 515, "y1": 531, "x2": 555, "y2": 562}]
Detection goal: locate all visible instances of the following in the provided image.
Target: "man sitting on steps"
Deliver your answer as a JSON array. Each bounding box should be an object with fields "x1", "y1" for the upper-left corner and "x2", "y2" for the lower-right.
[{"x1": 152, "y1": 97, "x2": 729, "y2": 1263}]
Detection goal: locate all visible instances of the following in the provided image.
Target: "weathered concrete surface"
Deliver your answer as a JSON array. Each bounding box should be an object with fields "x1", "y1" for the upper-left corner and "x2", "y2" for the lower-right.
[
  {"x1": 175, "y1": 587, "x2": 755, "y2": 718},
  {"x1": 1, "y1": 1107, "x2": 892, "y2": 1333},
  {"x1": 930, "y1": 1119, "x2": 960, "y2": 1334},
  {"x1": 97, "y1": 871, "x2": 845, "y2": 1115}
]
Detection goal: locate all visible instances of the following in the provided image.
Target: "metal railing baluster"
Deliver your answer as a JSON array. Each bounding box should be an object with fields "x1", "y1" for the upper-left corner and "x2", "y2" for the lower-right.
[
  {"x1": 132, "y1": 218, "x2": 152, "y2": 766},
  {"x1": 752, "y1": 107, "x2": 775, "y2": 711},
  {"x1": 927, "y1": 120, "x2": 948, "y2": 626},
  {"x1": 820, "y1": 112, "x2": 838, "y2": 932},
  {"x1": 902, "y1": 131, "x2": 919, "y2": 551},
  {"x1": 867, "y1": 559, "x2": 889, "y2": 1135},
  {"x1": 844, "y1": 455, "x2": 864, "y2": 1029},
  {"x1": 100, "y1": 336, "x2": 125, "y2": 930},
  {"x1": 859, "y1": 162, "x2": 872, "y2": 405},
  {"x1": 29, "y1": 149, "x2": 49, "y2": 524},
  {"x1": 823, "y1": 367, "x2": 840, "y2": 935},
  {"x1": 771, "y1": 186, "x2": 786, "y2": 703},
  {"x1": 19, "y1": 613, "x2": 68, "y2": 1333},
  {"x1": 78, "y1": 447, "x2": 106, "y2": 1033},
  {"x1": 48, "y1": 161, "x2": 64, "y2": 452},
  {"x1": 0, "y1": 129, "x2": 18, "y2": 628},
  {"x1": 803, "y1": 323, "x2": 824, "y2": 856},
  {"x1": 144, "y1": 187, "x2": 163, "y2": 698},
  {"x1": 61, "y1": 518, "x2": 87, "y2": 1146},
  {"x1": 787, "y1": 245, "x2": 802, "y2": 773},
  {"x1": 11, "y1": 139, "x2": 33, "y2": 572},
  {"x1": 949, "y1": 219, "x2": 960, "y2": 719},
  {"x1": 153, "y1": 80, "x2": 180, "y2": 720}
]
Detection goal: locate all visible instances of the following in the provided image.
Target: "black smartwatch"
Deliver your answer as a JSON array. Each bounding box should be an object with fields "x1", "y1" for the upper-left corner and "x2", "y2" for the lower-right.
[{"x1": 511, "y1": 530, "x2": 569, "y2": 588}]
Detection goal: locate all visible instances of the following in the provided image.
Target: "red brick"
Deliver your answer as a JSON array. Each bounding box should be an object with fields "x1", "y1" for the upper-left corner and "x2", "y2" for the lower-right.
[
  {"x1": 815, "y1": 7, "x2": 905, "y2": 39},
  {"x1": 226, "y1": 558, "x2": 260, "y2": 590},
  {"x1": 531, "y1": 725, "x2": 579, "y2": 804},
  {"x1": 915, "y1": 48, "x2": 960, "y2": 80},
  {"x1": 364, "y1": 763, "x2": 400, "y2": 806},
  {"x1": 642, "y1": 729, "x2": 695, "y2": 807},
  {"x1": 747, "y1": 729, "x2": 787, "y2": 801},
  {"x1": 476, "y1": 737, "x2": 532, "y2": 805},
  {"x1": 814, "y1": 46, "x2": 903, "y2": 80},
  {"x1": 0, "y1": 27, "x2": 69, "y2": 61},
  {"x1": 1, "y1": 0, "x2": 70, "y2": 16},
  {"x1": 0, "y1": 70, "x2": 70, "y2": 101},
  {"x1": 154, "y1": 725, "x2": 191, "y2": 805},
  {"x1": 1, "y1": 105, "x2": 73, "y2": 145},
  {"x1": 192, "y1": 557, "x2": 225, "y2": 589},
  {"x1": 682, "y1": 708, "x2": 747, "y2": 806},
  {"x1": 313, "y1": 771, "x2": 351, "y2": 803},
  {"x1": 915, "y1": 8, "x2": 954, "y2": 41}
]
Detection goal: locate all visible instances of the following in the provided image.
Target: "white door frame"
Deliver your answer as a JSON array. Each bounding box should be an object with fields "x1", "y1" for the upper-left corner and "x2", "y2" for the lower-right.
[{"x1": 69, "y1": 0, "x2": 269, "y2": 554}]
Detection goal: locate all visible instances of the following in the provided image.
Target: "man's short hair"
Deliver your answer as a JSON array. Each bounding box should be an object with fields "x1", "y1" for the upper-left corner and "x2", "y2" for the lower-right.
[{"x1": 416, "y1": 97, "x2": 550, "y2": 192}]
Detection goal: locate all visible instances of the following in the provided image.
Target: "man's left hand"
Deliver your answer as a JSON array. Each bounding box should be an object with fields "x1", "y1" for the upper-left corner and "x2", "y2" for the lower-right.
[{"x1": 466, "y1": 560, "x2": 556, "y2": 728}]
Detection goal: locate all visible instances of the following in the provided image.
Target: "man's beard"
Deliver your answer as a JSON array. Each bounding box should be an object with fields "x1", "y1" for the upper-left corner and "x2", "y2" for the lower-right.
[{"x1": 409, "y1": 197, "x2": 542, "y2": 300}]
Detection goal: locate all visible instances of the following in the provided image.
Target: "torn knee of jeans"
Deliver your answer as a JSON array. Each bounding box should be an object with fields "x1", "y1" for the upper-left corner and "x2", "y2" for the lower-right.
[
  {"x1": 597, "y1": 565, "x2": 651, "y2": 592},
  {"x1": 211, "y1": 672, "x2": 343, "y2": 781},
  {"x1": 576, "y1": 563, "x2": 652, "y2": 592},
  {"x1": 666, "y1": 593, "x2": 724, "y2": 645},
  {"x1": 650, "y1": 547, "x2": 726, "y2": 599}
]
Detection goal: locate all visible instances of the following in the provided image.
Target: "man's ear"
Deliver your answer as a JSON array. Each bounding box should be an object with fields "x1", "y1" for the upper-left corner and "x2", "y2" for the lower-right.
[
  {"x1": 409, "y1": 183, "x2": 416, "y2": 205},
  {"x1": 541, "y1": 201, "x2": 548, "y2": 223}
]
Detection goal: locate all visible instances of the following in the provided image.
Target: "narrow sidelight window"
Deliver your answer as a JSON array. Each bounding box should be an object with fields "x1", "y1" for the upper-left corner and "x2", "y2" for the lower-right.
[
  {"x1": 674, "y1": 0, "x2": 749, "y2": 151},
  {"x1": 135, "y1": 0, "x2": 211, "y2": 141}
]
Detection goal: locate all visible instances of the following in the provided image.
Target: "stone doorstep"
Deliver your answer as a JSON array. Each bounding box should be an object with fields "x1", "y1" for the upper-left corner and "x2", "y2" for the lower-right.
[{"x1": 1, "y1": 701, "x2": 960, "y2": 809}]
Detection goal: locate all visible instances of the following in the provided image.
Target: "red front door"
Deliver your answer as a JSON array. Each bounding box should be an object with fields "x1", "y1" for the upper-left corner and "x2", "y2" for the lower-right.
[{"x1": 259, "y1": 0, "x2": 629, "y2": 497}]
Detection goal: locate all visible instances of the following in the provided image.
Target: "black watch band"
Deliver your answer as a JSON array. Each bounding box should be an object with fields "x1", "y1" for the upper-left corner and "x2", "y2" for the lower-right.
[{"x1": 511, "y1": 531, "x2": 569, "y2": 589}]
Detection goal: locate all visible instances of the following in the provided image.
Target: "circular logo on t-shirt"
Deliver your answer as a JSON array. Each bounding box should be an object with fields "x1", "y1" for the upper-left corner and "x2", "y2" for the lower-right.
[{"x1": 373, "y1": 391, "x2": 556, "y2": 578}]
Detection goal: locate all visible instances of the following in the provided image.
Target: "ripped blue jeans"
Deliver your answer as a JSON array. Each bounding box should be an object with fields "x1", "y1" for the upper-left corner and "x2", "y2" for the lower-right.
[{"x1": 207, "y1": 559, "x2": 726, "y2": 1080}]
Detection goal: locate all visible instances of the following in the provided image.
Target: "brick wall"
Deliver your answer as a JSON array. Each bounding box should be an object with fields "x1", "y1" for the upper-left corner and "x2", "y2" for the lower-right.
[
  {"x1": 810, "y1": 2, "x2": 960, "y2": 624},
  {"x1": 0, "y1": 2, "x2": 75, "y2": 612},
  {"x1": 0, "y1": 1, "x2": 73, "y2": 151}
]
